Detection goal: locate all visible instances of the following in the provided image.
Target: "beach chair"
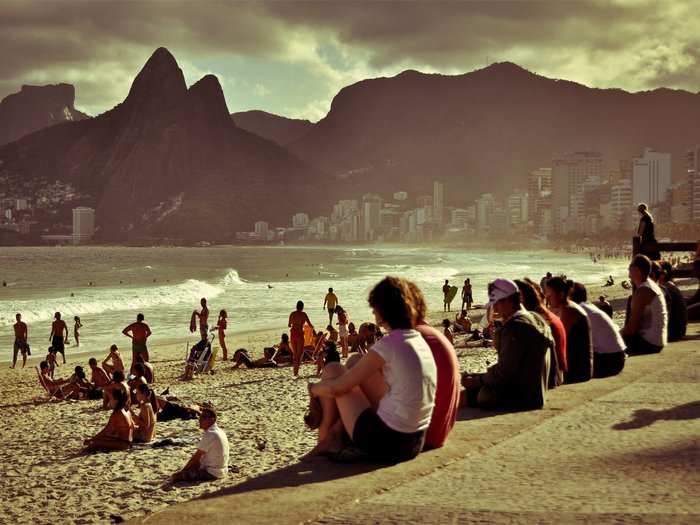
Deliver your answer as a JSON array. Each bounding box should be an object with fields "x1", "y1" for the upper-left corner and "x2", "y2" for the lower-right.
[{"x1": 185, "y1": 334, "x2": 215, "y2": 376}]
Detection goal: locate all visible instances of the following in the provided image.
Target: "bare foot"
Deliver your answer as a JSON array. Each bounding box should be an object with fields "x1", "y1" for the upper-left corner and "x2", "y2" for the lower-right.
[{"x1": 300, "y1": 438, "x2": 343, "y2": 462}]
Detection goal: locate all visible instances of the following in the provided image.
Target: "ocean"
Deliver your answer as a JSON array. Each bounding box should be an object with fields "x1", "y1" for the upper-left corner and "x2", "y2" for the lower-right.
[{"x1": 0, "y1": 245, "x2": 628, "y2": 361}]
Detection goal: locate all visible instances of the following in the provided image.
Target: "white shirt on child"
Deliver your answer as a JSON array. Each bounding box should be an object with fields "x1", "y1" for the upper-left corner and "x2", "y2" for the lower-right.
[{"x1": 370, "y1": 328, "x2": 437, "y2": 434}]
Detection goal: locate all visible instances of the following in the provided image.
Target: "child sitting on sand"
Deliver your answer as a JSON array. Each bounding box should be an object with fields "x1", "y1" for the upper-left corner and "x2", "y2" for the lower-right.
[
  {"x1": 442, "y1": 319, "x2": 454, "y2": 344},
  {"x1": 326, "y1": 324, "x2": 339, "y2": 343},
  {"x1": 102, "y1": 344, "x2": 125, "y2": 376},
  {"x1": 45, "y1": 347, "x2": 59, "y2": 378}
]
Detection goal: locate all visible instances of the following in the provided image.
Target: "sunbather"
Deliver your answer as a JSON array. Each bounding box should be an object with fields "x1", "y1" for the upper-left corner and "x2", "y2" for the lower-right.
[
  {"x1": 131, "y1": 384, "x2": 156, "y2": 444},
  {"x1": 82, "y1": 388, "x2": 133, "y2": 453}
]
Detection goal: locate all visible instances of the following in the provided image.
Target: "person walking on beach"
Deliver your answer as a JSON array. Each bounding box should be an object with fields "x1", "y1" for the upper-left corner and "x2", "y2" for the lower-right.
[
  {"x1": 215, "y1": 309, "x2": 229, "y2": 361},
  {"x1": 323, "y1": 288, "x2": 338, "y2": 324},
  {"x1": 122, "y1": 313, "x2": 152, "y2": 365},
  {"x1": 192, "y1": 298, "x2": 209, "y2": 339},
  {"x1": 443, "y1": 280, "x2": 451, "y2": 312},
  {"x1": 73, "y1": 316, "x2": 83, "y2": 347},
  {"x1": 289, "y1": 301, "x2": 314, "y2": 377},
  {"x1": 49, "y1": 312, "x2": 69, "y2": 364},
  {"x1": 461, "y1": 279, "x2": 473, "y2": 311},
  {"x1": 11, "y1": 313, "x2": 29, "y2": 369}
]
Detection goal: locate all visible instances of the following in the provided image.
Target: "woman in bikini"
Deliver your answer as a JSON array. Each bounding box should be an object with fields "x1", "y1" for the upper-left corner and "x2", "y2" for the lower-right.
[
  {"x1": 335, "y1": 306, "x2": 349, "y2": 358},
  {"x1": 288, "y1": 301, "x2": 314, "y2": 377},
  {"x1": 216, "y1": 309, "x2": 229, "y2": 361}
]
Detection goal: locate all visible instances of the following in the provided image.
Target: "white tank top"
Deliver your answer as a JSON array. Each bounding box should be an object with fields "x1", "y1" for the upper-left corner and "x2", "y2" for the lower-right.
[{"x1": 638, "y1": 280, "x2": 668, "y2": 347}]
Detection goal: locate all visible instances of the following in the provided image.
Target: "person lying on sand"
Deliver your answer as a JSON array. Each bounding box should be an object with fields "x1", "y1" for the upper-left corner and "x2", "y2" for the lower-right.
[
  {"x1": 131, "y1": 384, "x2": 156, "y2": 444},
  {"x1": 82, "y1": 389, "x2": 133, "y2": 453},
  {"x1": 102, "y1": 344, "x2": 125, "y2": 376},
  {"x1": 171, "y1": 405, "x2": 229, "y2": 482},
  {"x1": 232, "y1": 348, "x2": 277, "y2": 369}
]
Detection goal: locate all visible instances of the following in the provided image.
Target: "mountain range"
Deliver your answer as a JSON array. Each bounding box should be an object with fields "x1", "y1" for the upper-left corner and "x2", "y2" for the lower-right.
[
  {"x1": 284, "y1": 64, "x2": 700, "y2": 201},
  {"x1": 0, "y1": 48, "x2": 324, "y2": 241},
  {"x1": 0, "y1": 83, "x2": 88, "y2": 146},
  {"x1": 2, "y1": 50, "x2": 699, "y2": 241}
]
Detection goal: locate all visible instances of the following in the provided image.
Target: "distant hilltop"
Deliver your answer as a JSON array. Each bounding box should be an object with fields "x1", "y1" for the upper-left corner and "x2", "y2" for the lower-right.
[{"x1": 0, "y1": 83, "x2": 89, "y2": 146}]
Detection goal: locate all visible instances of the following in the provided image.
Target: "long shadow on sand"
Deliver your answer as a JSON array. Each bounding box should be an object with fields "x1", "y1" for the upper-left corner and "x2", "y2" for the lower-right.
[
  {"x1": 612, "y1": 400, "x2": 700, "y2": 430},
  {"x1": 194, "y1": 458, "x2": 390, "y2": 500}
]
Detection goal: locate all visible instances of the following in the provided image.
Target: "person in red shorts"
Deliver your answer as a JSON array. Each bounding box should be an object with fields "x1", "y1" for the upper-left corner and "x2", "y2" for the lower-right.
[{"x1": 407, "y1": 281, "x2": 460, "y2": 450}]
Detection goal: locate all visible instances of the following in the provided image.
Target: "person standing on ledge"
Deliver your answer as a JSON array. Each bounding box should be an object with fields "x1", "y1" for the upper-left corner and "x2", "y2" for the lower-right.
[
  {"x1": 49, "y1": 312, "x2": 69, "y2": 364},
  {"x1": 122, "y1": 313, "x2": 152, "y2": 365},
  {"x1": 443, "y1": 279, "x2": 451, "y2": 312},
  {"x1": 636, "y1": 203, "x2": 660, "y2": 261},
  {"x1": 323, "y1": 288, "x2": 338, "y2": 324},
  {"x1": 11, "y1": 313, "x2": 29, "y2": 369}
]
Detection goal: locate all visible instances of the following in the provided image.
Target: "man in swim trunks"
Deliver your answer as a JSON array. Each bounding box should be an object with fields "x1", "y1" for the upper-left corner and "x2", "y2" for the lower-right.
[
  {"x1": 461, "y1": 279, "x2": 473, "y2": 311},
  {"x1": 49, "y1": 312, "x2": 69, "y2": 364},
  {"x1": 442, "y1": 280, "x2": 451, "y2": 312},
  {"x1": 289, "y1": 300, "x2": 314, "y2": 377},
  {"x1": 194, "y1": 298, "x2": 209, "y2": 339},
  {"x1": 323, "y1": 288, "x2": 338, "y2": 324},
  {"x1": 12, "y1": 313, "x2": 29, "y2": 369},
  {"x1": 88, "y1": 357, "x2": 111, "y2": 388},
  {"x1": 122, "y1": 313, "x2": 152, "y2": 366}
]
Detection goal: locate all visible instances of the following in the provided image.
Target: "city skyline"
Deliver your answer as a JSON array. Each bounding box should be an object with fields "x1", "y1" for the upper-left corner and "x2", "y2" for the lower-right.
[
  {"x1": 1, "y1": 1, "x2": 699, "y2": 119},
  {"x1": 239, "y1": 144, "x2": 700, "y2": 244}
]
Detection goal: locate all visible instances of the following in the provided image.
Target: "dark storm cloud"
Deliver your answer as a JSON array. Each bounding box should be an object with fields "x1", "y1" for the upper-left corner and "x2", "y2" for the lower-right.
[{"x1": 0, "y1": 1, "x2": 697, "y2": 117}]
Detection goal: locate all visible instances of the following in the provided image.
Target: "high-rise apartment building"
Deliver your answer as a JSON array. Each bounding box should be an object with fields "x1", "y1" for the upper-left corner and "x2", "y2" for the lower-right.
[
  {"x1": 292, "y1": 213, "x2": 309, "y2": 228},
  {"x1": 433, "y1": 181, "x2": 444, "y2": 225},
  {"x1": 254, "y1": 221, "x2": 269, "y2": 239},
  {"x1": 527, "y1": 168, "x2": 552, "y2": 223},
  {"x1": 551, "y1": 151, "x2": 603, "y2": 233},
  {"x1": 687, "y1": 147, "x2": 700, "y2": 223},
  {"x1": 476, "y1": 193, "x2": 496, "y2": 231},
  {"x1": 362, "y1": 194, "x2": 382, "y2": 241},
  {"x1": 72, "y1": 207, "x2": 95, "y2": 244},
  {"x1": 632, "y1": 148, "x2": 671, "y2": 207}
]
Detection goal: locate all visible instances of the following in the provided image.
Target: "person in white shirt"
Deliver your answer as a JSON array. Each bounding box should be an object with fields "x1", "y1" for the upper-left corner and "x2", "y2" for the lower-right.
[
  {"x1": 621, "y1": 255, "x2": 668, "y2": 355},
  {"x1": 570, "y1": 282, "x2": 626, "y2": 378},
  {"x1": 307, "y1": 276, "x2": 437, "y2": 463},
  {"x1": 172, "y1": 405, "x2": 229, "y2": 482}
]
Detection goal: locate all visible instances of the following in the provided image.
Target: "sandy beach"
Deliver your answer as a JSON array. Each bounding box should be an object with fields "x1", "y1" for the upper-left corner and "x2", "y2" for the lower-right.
[
  {"x1": 0, "y1": 308, "x2": 501, "y2": 525},
  {"x1": 0, "y1": 245, "x2": 645, "y2": 525}
]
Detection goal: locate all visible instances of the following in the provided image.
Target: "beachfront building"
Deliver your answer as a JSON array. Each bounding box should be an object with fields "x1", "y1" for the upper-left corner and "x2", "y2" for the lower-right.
[
  {"x1": 72, "y1": 206, "x2": 95, "y2": 244},
  {"x1": 687, "y1": 147, "x2": 700, "y2": 223},
  {"x1": 551, "y1": 151, "x2": 603, "y2": 234},
  {"x1": 527, "y1": 168, "x2": 551, "y2": 226},
  {"x1": 632, "y1": 148, "x2": 671, "y2": 207},
  {"x1": 292, "y1": 213, "x2": 309, "y2": 228},
  {"x1": 667, "y1": 181, "x2": 691, "y2": 225},
  {"x1": 254, "y1": 221, "x2": 269, "y2": 240},
  {"x1": 609, "y1": 179, "x2": 634, "y2": 230},
  {"x1": 476, "y1": 193, "x2": 496, "y2": 233},
  {"x1": 506, "y1": 190, "x2": 529, "y2": 230},
  {"x1": 433, "y1": 181, "x2": 444, "y2": 225},
  {"x1": 362, "y1": 193, "x2": 382, "y2": 241}
]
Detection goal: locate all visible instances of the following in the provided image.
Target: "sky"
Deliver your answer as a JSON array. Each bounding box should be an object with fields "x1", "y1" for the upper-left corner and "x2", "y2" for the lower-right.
[{"x1": 1, "y1": 0, "x2": 698, "y2": 121}]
